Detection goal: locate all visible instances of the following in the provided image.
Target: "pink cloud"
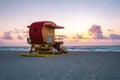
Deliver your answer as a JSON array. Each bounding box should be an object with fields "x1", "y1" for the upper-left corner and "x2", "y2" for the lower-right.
[
  {"x1": 0, "y1": 28, "x2": 28, "y2": 41},
  {"x1": 109, "y1": 34, "x2": 120, "y2": 40},
  {"x1": 17, "y1": 35, "x2": 23, "y2": 40},
  {"x1": 73, "y1": 34, "x2": 83, "y2": 39},
  {"x1": 1, "y1": 32, "x2": 13, "y2": 40},
  {"x1": 0, "y1": 40, "x2": 5, "y2": 45},
  {"x1": 108, "y1": 29, "x2": 114, "y2": 32},
  {"x1": 88, "y1": 24, "x2": 109, "y2": 39},
  {"x1": 72, "y1": 24, "x2": 109, "y2": 40},
  {"x1": 7, "y1": 28, "x2": 28, "y2": 34}
]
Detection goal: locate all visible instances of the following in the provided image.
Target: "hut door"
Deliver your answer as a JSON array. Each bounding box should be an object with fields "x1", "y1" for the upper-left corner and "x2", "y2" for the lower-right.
[{"x1": 46, "y1": 36, "x2": 53, "y2": 43}]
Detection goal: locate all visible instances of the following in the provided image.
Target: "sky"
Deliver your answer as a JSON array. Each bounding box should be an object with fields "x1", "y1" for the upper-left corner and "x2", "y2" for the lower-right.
[{"x1": 0, "y1": 0, "x2": 120, "y2": 46}]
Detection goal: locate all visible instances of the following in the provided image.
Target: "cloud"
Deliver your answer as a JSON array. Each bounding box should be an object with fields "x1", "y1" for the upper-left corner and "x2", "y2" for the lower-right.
[
  {"x1": 109, "y1": 34, "x2": 120, "y2": 40},
  {"x1": 22, "y1": 29, "x2": 28, "y2": 34},
  {"x1": 0, "y1": 28, "x2": 28, "y2": 41},
  {"x1": 70, "y1": 24, "x2": 120, "y2": 41},
  {"x1": 0, "y1": 41, "x2": 5, "y2": 45},
  {"x1": 17, "y1": 35, "x2": 23, "y2": 40},
  {"x1": 108, "y1": 29, "x2": 114, "y2": 32},
  {"x1": 10, "y1": 28, "x2": 28, "y2": 34},
  {"x1": 88, "y1": 24, "x2": 109, "y2": 39},
  {"x1": 73, "y1": 34, "x2": 83, "y2": 39},
  {"x1": 76, "y1": 34, "x2": 83, "y2": 39},
  {"x1": 13, "y1": 28, "x2": 20, "y2": 34},
  {"x1": 1, "y1": 32, "x2": 13, "y2": 40}
]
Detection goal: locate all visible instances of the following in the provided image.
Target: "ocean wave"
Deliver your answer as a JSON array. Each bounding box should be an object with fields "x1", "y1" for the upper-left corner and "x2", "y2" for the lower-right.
[{"x1": 0, "y1": 46, "x2": 120, "y2": 52}]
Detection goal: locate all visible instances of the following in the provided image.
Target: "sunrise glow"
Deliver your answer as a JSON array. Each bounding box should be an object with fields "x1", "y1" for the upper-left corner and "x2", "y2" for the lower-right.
[{"x1": 0, "y1": 0, "x2": 120, "y2": 46}]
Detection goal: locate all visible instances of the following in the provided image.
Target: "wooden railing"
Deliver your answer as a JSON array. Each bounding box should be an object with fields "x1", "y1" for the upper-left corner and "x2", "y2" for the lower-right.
[
  {"x1": 54, "y1": 35, "x2": 64, "y2": 42},
  {"x1": 27, "y1": 34, "x2": 64, "y2": 44}
]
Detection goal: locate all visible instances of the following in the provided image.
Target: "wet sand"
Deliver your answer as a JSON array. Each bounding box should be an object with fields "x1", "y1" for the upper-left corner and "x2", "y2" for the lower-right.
[{"x1": 0, "y1": 51, "x2": 120, "y2": 80}]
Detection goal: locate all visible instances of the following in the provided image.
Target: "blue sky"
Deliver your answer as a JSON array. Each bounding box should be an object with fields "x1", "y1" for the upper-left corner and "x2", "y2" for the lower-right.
[{"x1": 0, "y1": 0, "x2": 120, "y2": 46}]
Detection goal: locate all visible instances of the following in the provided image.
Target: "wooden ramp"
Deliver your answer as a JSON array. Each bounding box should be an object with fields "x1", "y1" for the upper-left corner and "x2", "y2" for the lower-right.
[{"x1": 20, "y1": 53, "x2": 56, "y2": 57}]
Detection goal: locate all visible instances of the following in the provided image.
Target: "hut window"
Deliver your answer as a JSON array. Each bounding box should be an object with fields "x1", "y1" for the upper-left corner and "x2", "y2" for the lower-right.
[{"x1": 34, "y1": 28, "x2": 37, "y2": 32}]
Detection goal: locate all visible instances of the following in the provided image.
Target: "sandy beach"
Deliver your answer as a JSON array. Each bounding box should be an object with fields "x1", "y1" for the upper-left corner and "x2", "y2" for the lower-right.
[{"x1": 0, "y1": 51, "x2": 120, "y2": 80}]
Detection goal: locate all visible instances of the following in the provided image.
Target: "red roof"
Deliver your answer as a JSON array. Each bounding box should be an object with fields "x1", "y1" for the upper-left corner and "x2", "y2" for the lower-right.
[{"x1": 28, "y1": 21, "x2": 64, "y2": 29}]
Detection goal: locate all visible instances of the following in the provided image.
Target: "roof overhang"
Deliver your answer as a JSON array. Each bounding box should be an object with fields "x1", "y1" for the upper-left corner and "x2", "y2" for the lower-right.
[
  {"x1": 44, "y1": 24, "x2": 64, "y2": 29},
  {"x1": 54, "y1": 26, "x2": 64, "y2": 29}
]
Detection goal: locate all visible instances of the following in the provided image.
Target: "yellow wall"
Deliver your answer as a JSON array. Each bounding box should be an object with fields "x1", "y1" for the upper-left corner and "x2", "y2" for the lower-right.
[{"x1": 42, "y1": 25, "x2": 55, "y2": 43}]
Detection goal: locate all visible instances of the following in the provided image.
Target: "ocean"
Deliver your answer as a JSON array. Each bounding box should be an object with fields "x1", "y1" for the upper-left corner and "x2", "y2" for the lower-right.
[{"x1": 0, "y1": 45, "x2": 120, "y2": 52}]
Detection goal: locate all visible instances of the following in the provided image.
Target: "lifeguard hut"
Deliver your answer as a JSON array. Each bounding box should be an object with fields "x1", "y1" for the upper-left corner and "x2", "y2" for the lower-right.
[{"x1": 25, "y1": 21, "x2": 68, "y2": 56}]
